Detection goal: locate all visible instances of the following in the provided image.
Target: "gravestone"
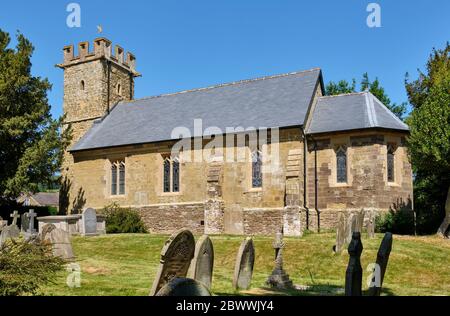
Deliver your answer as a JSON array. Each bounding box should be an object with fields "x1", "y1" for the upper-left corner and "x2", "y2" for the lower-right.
[
  {"x1": 41, "y1": 223, "x2": 75, "y2": 261},
  {"x1": 10, "y1": 210, "x2": 20, "y2": 226},
  {"x1": 345, "y1": 210, "x2": 365, "y2": 244},
  {"x1": 366, "y1": 210, "x2": 376, "y2": 238},
  {"x1": 0, "y1": 225, "x2": 20, "y2": 247},
  {"x1": 368, "y1": 232, "x2": 393, "y2": 296},
  {"x1": 23, "y1": 209, "x2": 38, "y2": 238},
  {"x1": 345, "y1": 232, "x2": 363, "y2": 296},
  {"x1": 232, "y1": 237, "x2": 255, "y2": 290},
  {"x1": 188, "y1": 235, "x2": 214, "y2": 289},
  {"x1": 266, "y1": 228, "x2": 293, "y2": 289},
  {"x1": 81, "y1": 208, "x2": 98, "y2": 236},
  {"x1": 155, "y1": 277, "x2": 211, "y2": 296},
  {"x1": 150, "y1": 229, "x2": 196, "y2": 296},
  {"x1": 437, "y1": 187, "x2": 450, "y2": 238},
  {"x1": 21, "y1": 213, "x2": 29, "y2": 233},
  {"x1": 334, "y1": 212, "x2": 346, "y2": 253}
]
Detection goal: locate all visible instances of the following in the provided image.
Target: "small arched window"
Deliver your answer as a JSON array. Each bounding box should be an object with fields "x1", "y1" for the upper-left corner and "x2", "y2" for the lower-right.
[
  {"x1": 80, "y1": 80, "x2": 85, "y2": 90},
  {"x1": 251, "y1": 150, "x2": 263, "y2": 188},
  {"x1": 387, "y1": 145, "x2": 395, "y2": 182},
  {"x1": 111, "y1": 160, "x2": 125, "y2": 195},
  {"x1": 163, "y1": 156, "x2": 180, "y2": 193},
  {"x1": 336, "y1": 146, "x2": 347, "y2": 183}
]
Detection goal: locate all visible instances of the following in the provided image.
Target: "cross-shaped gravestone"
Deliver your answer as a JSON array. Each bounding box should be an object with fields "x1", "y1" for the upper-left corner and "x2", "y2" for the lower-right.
[
  {"x1": 10, "y1": 211, "x2": 20, "y2": 226},
  {"x1": 25, "y1": 209, "x2": 37, "y2": 237}
]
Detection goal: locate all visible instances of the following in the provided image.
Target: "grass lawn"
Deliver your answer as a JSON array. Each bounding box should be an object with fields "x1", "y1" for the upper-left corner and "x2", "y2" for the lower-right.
[{"x1": 41, "y1": 232, "x2": 450, "y2": 296}]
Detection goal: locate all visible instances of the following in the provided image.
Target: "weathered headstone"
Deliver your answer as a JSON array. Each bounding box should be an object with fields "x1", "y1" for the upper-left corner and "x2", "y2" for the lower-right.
[
  {"x1": 81, "y1": 208, "x2": 97, "y2": 236},
  {"x1": 334, "y1": 212, "x2": 346, "y2": 253},
  {"x1": 21, "y1": 213, "x2": 29, "y2": 233},
  {"x1": 10, "y1": 210, "x2": 20, "y2": 226},
  {"x1": 366, "y1": 210, "x2": 376, "y2": 238},
  {"x1": 0, "y1": 225, "x2": 20, "y2": 247},
  {"x1": 155, "y1": 277, "x2": 211, "y2": 296},
  {"x1": 232, "y1": 237, "x2": 255, "y2": 290},
  {"x1": 23, "y1": 209, "x2": 38, "y2": 238},
  {"x1": 368, "y1": 232, "x2": 393, "y2": 296},
  {"x1": 266, "y1": 228, "x2": 293, "y2": 289},
  {"x1": 345, "y1": 232, "x2": 363, "y2": 296},
  {"x1": 150, "y1": 229, "x2": 196, "y2": 296},
  {"x1": 41, "y1": 223, "x2": 75, "y2": 261},
  {"x1": 437, "y1": 187, "x2": 450, "y2": 238},
  {"x1": 188, "y1": 235, "x2": 214, "y2": 289},
  {"x1": 345, "y1": 210, "x2": 365, "y2": 244},
  {"x1": 0, "y1": 217, "x2": 6, "y2": 231}
]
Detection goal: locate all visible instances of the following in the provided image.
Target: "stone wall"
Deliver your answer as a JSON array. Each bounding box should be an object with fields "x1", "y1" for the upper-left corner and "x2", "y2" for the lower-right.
[
  {"x1": 305, "y1": 131, "x2": 413, "y2": 231},
  {"x1": 137, "y1": 203, "x2": 205, "y2": 234}
]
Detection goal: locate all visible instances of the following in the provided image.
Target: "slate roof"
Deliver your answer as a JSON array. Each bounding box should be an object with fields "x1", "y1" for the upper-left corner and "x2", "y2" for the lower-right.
[
  {"x1": 71, "y1": 68, "x2": 321, "y2": 151},
  {"x1": 306, "y1": 92, "x2": 409, "y2": 135},
  {"x1": 18, "y1": 192, "x2": 59, "y2": 207}
]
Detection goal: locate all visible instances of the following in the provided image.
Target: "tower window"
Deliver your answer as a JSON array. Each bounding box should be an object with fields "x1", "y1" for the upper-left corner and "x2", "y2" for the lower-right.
[
  {"x1": 117, "y1": 83, "x2": 122, "y2": 96},
  {"x1": 251, "y1": 150, "x2": 263, "y2": 188},
  {"x1": 336, "y1": 146, "x2": 347, "y2": 183},
  {"x1": 111, "y1": 160, "x2": 125, "y2": 195},
  {"x1": 80, "y1": 80, "x2": 85, "y2": 90},
  {"x1": 163, "y1": 155, "x2": 180, "y2": 193},
  {"x1": 387, "y1": 145, "x2": 395, "y2": 182}
]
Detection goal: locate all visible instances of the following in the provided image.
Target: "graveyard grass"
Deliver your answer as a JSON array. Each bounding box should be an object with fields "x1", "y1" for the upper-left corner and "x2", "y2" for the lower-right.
[{"x1": 41, "y1": 232, "x2": 450, "y2": 296}]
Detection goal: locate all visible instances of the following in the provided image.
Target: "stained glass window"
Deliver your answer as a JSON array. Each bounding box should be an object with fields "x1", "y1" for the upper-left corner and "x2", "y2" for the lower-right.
[
  {"x1": 111, "y1": 164, "x2": 117, "y2": 195},
  {"x1": 163, "y1": 158, "x2": 171, "y2": 193},
  {"x1": 252, "y1": 150, "x2": 263, "y2": 188},
  {"x1": 119, "y1": 162, "x2": 125, "y2": 195},
  {"x1": 387, "y1": 146, "x2": 395, "y2": 182},
  {"x1": 336, "y1": 147, "x2": 347, "y2": 183},
  {"x1": 172, "y1": 158, "x2": 180, "y2": 192}
]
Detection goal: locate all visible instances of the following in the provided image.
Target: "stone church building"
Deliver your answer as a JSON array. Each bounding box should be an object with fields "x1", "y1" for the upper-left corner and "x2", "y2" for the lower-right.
[{"x1": 58, "y1": 38, "x2": 413, "y2": 236}]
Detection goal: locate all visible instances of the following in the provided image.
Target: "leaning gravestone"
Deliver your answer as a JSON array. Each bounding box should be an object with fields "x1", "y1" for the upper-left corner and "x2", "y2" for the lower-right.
[
  {"x1": 345, "y1": 232, "x2": 363, "y2": 296},
  {"x1": 0, "y1": 225, "x2": 20, "y2": 247},
  {"x1": 232, "y1": 237, "x2": 255, "y2": 290},
  {"x1": 21, "y1": 213, "x2": 29, "y2": 233},
  {"x1": 41, "y1": 223, "x2": 75, "y2": 261},
  {"x1": 437, "y1": 187, "x2": 450, "y2": 238},
  {"x1": 334, "y1": 212, "x2": 346, "y2": 253},
  {"x1": 188, "y1": 235, "x2": 214, "y2": 289},
  {"x1": 368, "y1": 232, "x2": 393, "y2": 296},
  {"x1": 150, "y1": 229, "x2": 196, "y2": 296},
  {"x1": 10, "y1": 210, "x2": 20, "y2": 226},
  {"x1": 81, "y1": 208, "x2": 98, "y2": 236},
  {"x1": 155, "y1": 277, "x2": 211, "y2": 296}
]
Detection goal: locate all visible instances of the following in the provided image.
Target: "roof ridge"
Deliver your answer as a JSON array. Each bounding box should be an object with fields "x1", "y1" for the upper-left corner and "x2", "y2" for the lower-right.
[
  {"x1": 319, "y1": 91, "x2": 367, "y2": 99},
  {"x1": 126, "y1": 67, "x2": 321, "y2": 103}
]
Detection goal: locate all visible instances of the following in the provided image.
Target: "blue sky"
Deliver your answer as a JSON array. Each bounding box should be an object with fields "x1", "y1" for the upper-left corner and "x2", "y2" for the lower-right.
[{"x1": 0, "y1": 0, "x2": 448, "y2": 118}]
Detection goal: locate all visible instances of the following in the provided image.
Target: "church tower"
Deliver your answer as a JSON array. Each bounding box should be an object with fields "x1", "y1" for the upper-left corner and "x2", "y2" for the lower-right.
[{"x1": 57, "y1": 38, "x2": 140, "y2": 212}]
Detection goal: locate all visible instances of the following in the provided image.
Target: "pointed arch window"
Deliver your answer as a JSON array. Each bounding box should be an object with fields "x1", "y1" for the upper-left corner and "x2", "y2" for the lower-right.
[
  {"x1": 111, "y1": 160, "x2": 125, "y2": 195},
  {"x1": 336, "y1": 147, "x2": 347, "y2": 183},
  {"x1": 163, "y1": 155, "x2": 180, "y2": 193},
  {"x1": 251, "y1": 150, "x2": 263, "y2": 188},
  {"x1": 387, "y1": 145, "x2": 395, "y2": 182}
]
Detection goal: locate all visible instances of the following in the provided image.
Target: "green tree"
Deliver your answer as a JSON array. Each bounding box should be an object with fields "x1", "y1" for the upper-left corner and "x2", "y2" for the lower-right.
[
  {"x1": 405, "y1": 43, "x2": 450, "y2": 234},
  {"x1": 0, "y1": 29, "x2": 69, "y2": 204},
  {"x1": 324, "y1": 79, "x2": 356, "y2": 95}
]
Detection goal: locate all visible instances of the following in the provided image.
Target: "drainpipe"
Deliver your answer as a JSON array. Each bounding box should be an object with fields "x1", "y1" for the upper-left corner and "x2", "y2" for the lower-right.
[
  {"x1": 300, "y1": 127, "x2": 310, "y2": 230},
  {"x1": 308, "y1": 135, "x2": 320, "y2": 233}
]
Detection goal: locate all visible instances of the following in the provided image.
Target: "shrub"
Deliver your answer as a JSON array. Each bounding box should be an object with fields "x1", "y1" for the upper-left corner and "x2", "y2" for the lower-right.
[
  {"x1": 375, "y1": 209, "x2": 415, "y2": 235},
  {"x1": 0, "y1": 238, "x2": 65, "y2": 296},
  {"x1": 102, "y1": 203, "x2": 147, "y2": 234}
]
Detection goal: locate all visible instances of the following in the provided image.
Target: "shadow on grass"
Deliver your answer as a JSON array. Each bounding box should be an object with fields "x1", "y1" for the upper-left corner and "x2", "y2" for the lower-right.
[{"x1": 215, "y1": 284, "x2": 396, "y2": 296}]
